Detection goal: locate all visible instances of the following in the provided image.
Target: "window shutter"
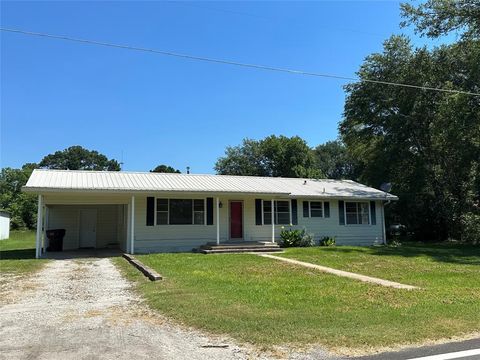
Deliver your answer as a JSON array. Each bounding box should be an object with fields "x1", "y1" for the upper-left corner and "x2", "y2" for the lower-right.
[
  {"x1": 291, "y1": 199, "x2": 298, "y2": 225},
  {"x1": 324, "y1": 201, "x2": 330, "y2": 218},
  {"x1": 255, "y1": 199, "x2": 262, "y2": 225},
  {"x1": 303, "y1": 201, "x2": 309, "y2": 217},
  {"x1": 146, "y1": 197, "x2": 154, "y2": 226},
  {"x1": 370, "y1": 201, "x2": 376, "y2": 225},
  {"x1": 339, "y1": 200, "x2": 345, "y2": 225},
  {"x1": 206, "y1": 198, "x2": 214, "y2": 225}
]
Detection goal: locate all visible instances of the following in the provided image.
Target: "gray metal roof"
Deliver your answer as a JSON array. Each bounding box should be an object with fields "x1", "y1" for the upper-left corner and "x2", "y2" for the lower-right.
[{"x1": 23, "y1": 169, "x2": 398, "y2": 200}]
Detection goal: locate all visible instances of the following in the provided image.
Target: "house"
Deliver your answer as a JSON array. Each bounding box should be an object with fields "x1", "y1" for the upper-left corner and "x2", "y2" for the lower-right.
[
  {"x1": 23, "y1": 169, "x2": 397, "y2": 258},
  {"x1": 0, "y1": 211, "x2": 10, "y2": 240}
]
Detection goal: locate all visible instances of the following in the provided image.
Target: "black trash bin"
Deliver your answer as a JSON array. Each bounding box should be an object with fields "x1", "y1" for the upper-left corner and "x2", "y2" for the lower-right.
[{"x1": 46, "y1": 229, "x2": 66, "y2": 252}]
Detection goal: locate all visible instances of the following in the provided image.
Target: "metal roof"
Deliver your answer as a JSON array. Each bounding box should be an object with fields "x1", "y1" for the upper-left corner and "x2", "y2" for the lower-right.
[{"x1": 23, "y1": 169, "x2": 398, "y2": 200}]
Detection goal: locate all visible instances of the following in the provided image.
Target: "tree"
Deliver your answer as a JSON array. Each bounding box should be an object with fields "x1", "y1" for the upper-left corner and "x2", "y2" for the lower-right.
[
  {"x1": 340, "y1": 34, "x2": 480, "y2": 241},
  {"x1": 0, "y1": 164, "x2": 38, "y2": 229},
  {"x1": 314, "y1": 140, "x2": 360, "y2": 180},
  {"x1": 215, "y1": 135, "x2": 322, "y2": 178},
  {"x1": 400, "y1": 0, "x2": 480, "y2": 40},
  {"x1": 150, "y1": 165, "x2": 181, "y2": 173},
  {"x1": 39, "y1": 146, "x2": 121, "y2": 171}
]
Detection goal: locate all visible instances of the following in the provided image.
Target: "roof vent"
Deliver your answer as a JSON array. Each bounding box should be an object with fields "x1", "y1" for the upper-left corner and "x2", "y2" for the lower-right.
[
  {"x1": 303, "y1": 180, "x2": 307, "y2": 185},
  {"x1": 186, "y1": 166, "x2": 190, "y2": 174}
]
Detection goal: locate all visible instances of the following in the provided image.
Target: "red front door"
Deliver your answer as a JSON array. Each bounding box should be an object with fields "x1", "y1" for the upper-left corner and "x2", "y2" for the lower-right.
[{"x1": 230, "y1": 201, "x2": 243, "y2": 239}]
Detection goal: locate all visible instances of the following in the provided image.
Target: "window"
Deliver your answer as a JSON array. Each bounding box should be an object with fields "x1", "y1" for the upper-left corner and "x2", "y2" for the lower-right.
[
  {"x1": 276, "y1": 201, "x2": 290, "y2": 224},
  {"x1": 345, "y1": 202, "x2": 370, "y2": 225},
  {"x1": 156, "y1": 199, "x2": 168, "y2": 225},
  {"x1": 310, "y1": 201, "x2": 323, "y2": 217},
  {"x1": 169, "y1": 199, "x2": 193, "y2": 225},
  {"x1": 193, "y1": 199, "x2": 205, "y2": 225},
  {"x1": 156, "y1": 198, "x2": 205, "y2": 225},
  {"x1": 263, "y1": 200, "x2": 290, "y2": 225},
  {"x1": 263, "y1": 201, "x2": 272, "y2": 225},
  {"x1": 303, "y1": 201, "x2": 324, "y2": 218}
]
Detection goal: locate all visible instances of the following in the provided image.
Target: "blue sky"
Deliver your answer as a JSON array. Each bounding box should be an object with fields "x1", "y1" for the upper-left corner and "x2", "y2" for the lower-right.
[{"x1": 1, "y1": 1, "x2": 439, "y2": 173}]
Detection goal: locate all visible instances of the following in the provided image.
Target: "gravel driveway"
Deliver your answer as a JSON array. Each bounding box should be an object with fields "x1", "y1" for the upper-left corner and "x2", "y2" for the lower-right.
[{"x1": 0, "y1": 258, "x2": 264, "y2": 360}]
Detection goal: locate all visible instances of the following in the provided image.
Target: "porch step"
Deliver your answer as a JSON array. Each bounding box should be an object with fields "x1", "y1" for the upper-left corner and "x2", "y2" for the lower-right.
[
  {"x1": 197, "y1": 242, "x2": 282, "y2": 254},
  {"x1": 199, "y1": 247, "x2": 284, "y2": 254}
]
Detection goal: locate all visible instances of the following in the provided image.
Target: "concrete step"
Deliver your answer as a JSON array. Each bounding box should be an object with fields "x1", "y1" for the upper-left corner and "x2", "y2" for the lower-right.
[
  {"x1": 200, "y1": 243, "x2": 280, "y2": 251},
  {"x1": 199, "y1": 247, "x2": 284, "y2": 254}
]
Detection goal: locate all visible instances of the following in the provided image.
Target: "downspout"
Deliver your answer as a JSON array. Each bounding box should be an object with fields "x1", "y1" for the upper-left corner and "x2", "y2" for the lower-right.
[{"x1": 382, "y1": 199, "x2": 391, "y2": 245}]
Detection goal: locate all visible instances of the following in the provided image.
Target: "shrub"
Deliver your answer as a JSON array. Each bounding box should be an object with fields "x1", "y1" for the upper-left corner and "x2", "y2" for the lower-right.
[
  {"x1": 299, "y1": 232, "x2": 315, "y2": 247},
  {"x1": 280, "y1": 227, "x2": 315, "y2": 248},
  {"x1": 319, "y1": 236, "x2": 336, "y2": 246},
  {"x1": 461, "y1": 213, "x2": 480, "y2": 244}
]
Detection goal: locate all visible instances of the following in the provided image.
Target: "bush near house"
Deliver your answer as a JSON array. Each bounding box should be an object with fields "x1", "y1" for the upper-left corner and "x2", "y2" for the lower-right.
[
  {"x1": 280, "y1": 227, "x2": 314, "y2": 247},
  {"x1": 319, "y1": 236, "x2": 336, "y2": 246}
]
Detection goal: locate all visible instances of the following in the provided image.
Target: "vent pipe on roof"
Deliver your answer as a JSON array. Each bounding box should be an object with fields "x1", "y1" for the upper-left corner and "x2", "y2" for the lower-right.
[
  {"x1": 303, "y1": 180, "x2": 307, "y2": 185},
  {"x1": 186, "y1": 166, "x2": 190, "y2": 174}
]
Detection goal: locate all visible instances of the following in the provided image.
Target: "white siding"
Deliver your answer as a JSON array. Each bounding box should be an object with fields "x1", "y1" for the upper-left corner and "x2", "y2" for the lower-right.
[
  {"x1": 41, "y1": 192, "x2": 385, "y2": 253},
  {"x1": 133, "y1": 195, "x2": 385, "y2": 253},
  {"x1": 0, "y1": 213, "x2": 10, "y2": 240},
  {"x1": 295, "y1": 199, "x2": 384, "y2": 245}
]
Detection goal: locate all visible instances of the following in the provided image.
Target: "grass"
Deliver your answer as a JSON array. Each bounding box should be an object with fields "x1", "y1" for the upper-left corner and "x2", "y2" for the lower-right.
[
  {"x1": 0, "y1": 230, "x2": 49, "y2": 275},
  {"x1": 115, "y1": 243, "x2": 480, "y2": 353}
]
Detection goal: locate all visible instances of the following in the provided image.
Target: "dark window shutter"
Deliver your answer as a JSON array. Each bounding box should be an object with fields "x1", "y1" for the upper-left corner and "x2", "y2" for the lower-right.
[
  {"x1": 255, "y1": 199, "x2": 262, "y2": 225},
  {"x1": 146, "y1": 197, "x2": 154, "y2": 226},
  {"x1": 291, "y1": 199, "x2": 298, "y2": 225},
  {"x1": 324, "y1": 201, "x2": 330, "y2": 218},
  {"x1": 370, "y1": 201, "x2": 376, "y2": 225},
  {"x1": 303, "y1": 201, "x2": 309, "y2": 217},
  {"x1": 206, "y1": 198, "x2": 214, "y2": 225},
  {"x1": 339, "y1": 200, "x2": 345, "y2": 225}
]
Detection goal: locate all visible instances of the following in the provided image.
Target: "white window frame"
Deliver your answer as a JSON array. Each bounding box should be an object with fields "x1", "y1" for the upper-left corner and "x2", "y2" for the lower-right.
[
  {"x1": 303, "y1": 201, "x2": 324, "y2": 218},
  {"x1": 309, "y1": 201, "x2": 324, "y2": 218},
  {"x1": 155, "y1": 198, "x2": 207, "y2": 226},
  {"x1": 155, "y1": 198, "x2": 169, "y2": 225},
  {"x1": 193, "y1": 198, "x2": 206, "y2": 225},
  {"x1": 262, "y1": 199, "x2": 291, "y2": 225},
  {"x1": 344, "y1": 201, "x2": 370, "y2": 226}
]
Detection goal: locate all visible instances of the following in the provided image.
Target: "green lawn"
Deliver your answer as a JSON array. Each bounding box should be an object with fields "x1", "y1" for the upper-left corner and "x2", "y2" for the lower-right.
[
  {"x1": 0, "y1": 230, "x2": 49, "y2": 275},
  {"x1": 115, "y1": 243, "x2": 480, "y2": 353}
]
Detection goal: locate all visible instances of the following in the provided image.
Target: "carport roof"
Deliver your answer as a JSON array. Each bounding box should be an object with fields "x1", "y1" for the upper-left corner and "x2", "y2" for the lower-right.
[{"x1": 23, "y1": 169, "x2": 398, "y2": 200}]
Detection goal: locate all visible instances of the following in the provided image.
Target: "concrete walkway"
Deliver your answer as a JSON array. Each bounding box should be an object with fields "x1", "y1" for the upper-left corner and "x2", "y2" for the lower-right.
[{"x1": 258, "y1": 254, "x2": 419, "y2": 290}]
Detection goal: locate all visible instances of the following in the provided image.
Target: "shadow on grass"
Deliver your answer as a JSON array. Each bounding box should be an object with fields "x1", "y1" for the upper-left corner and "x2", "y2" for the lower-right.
[
  {"x1": 0, "y1": 249, "x2": 36, "y2": 260},
  {"x1": 320, "y1": 243, "x2": 480, "y2": 265}
]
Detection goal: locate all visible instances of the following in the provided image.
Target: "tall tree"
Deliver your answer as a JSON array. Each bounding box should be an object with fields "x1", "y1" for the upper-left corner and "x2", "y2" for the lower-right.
[
  {"x1": 150, "y1": 165, "x2": 181, "y2": 173},
  {"x1": 314, "y1": 140, "x2": 360, "y2": 180},
  {"x1": 39, "y1": 146, "x2": 121, "y2": 171},
  {"x1": 340, "y1": 34, "x2": 480, "y2": 241},
  {"x1": 215, "y1": 135, "x2": 322, "y2": 178},
  {"x1": 0, "y1": 164, "x2": 38, "y2": 229},
  {"x1": 401, "y1": 0, "x2": 480, "y2": 40}
]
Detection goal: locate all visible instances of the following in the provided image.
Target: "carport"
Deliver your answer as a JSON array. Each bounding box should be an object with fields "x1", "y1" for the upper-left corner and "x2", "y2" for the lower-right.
[{"x1": 31, "y1": 193, "x2": 136, "y2": 258}]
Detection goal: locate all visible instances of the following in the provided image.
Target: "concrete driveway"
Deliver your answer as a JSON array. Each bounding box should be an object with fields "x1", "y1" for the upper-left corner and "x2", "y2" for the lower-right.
[{"x1": 0, "y1": 257, "x2": 266, "y2": 360}]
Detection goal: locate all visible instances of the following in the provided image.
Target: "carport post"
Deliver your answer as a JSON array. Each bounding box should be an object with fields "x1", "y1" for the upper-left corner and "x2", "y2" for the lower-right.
[
  {"x1": 216, "y1": 197, "x2": 220, "y2": 245},
  {"x1": 35, "y1": 195, "x2": 43, "y2": 259},
  {"x1": 42, "y1": 206, "x2": 49, "y2": 254},
  {"x1": 271, "y1": 199, "x2": 275, "y2": 243},
  {"x1": 130, "y1": 196, "x2": 135, "y2": 254}
]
